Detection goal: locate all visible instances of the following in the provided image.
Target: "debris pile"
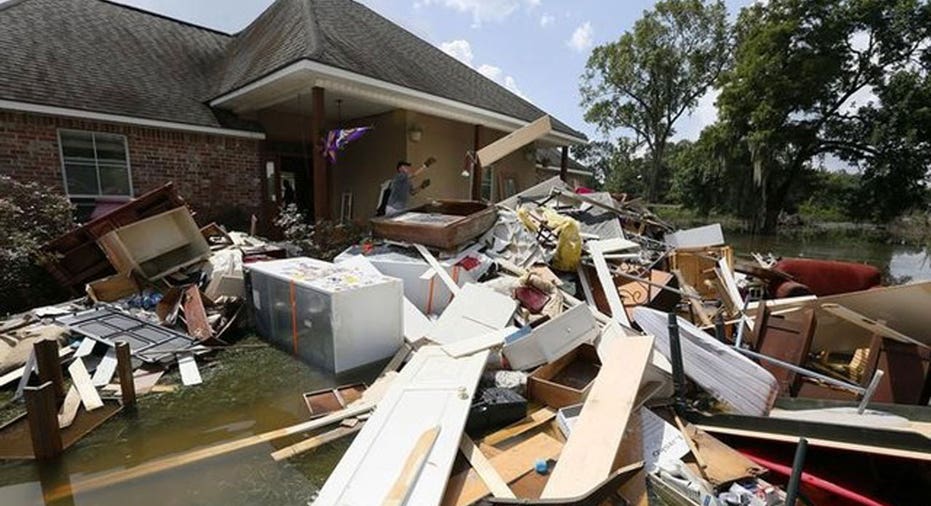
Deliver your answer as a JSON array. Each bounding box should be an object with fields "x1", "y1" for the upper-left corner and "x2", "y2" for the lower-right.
[
  {"x1": 0, "y1": 183, "x2": 277, "y2": 460},
  {"x1": 3, "y1": 177, "x2": 929, "y2": 505}
]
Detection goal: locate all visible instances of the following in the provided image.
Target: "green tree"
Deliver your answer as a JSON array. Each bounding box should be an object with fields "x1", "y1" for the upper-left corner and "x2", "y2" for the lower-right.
[
  {"x1": 581, "y1": 0, "x2": 730, "y2": 202},
  {"x1": 716, "y1": 0, "x2": 930, "y2": 232}
]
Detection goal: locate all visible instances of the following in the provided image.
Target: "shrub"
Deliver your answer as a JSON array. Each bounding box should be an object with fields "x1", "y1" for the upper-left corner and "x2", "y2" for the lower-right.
[
  {"x1": 274, "y1": 204, "x2": 369, "y2": 261},
  {"x1": 0, "y1": 176, "x2": 74, "y2": 314}
]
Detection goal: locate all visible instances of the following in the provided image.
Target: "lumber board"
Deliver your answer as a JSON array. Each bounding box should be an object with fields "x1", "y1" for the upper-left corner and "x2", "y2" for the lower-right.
[
  {"x1": 14, "y1": 349, "x2": 36, "y2": 400},
  {"x1": 481, "y1": 408, "x2": 556, "y2": 447},
  {"x1": 476, "y1": 116, "x2": 552, "y2": 168},
  {"x1": 443, "y1": 327, "x2": 517, "y2": 358},
  {"x1": 183, "y1": 286, "x2": 213, "y2": 341},
  {"x1": 384, "y1": 426, "x2": 442, "y2": 506},
  {"x1": 1, "y1": 348, "x2": 72, "y2": 389},
  {"x1": 270, "y1": 424, "x2": 364, "y2": 461},
  {"x1": 414, "y1": 243, "x2": 461, "y2": 296},
  {"x1": 74, "y1": 337, "x2": 95, "y2": 358},
  {"x1": 315, "y1": 347, "x2": 489, "y2": 506},
  {"x1": 458, "y1": 435, "x2": 515, "y2": 499},
  {"x1": 442, "y1": 433, "x2": 562, "y2": 506},
  {"x1": 178, "y1": 354, "x2": 202, "y2": 386},
  {"x1": 820, "y1": 303, "x2": 927, "y2": 348},
  {"x1": 91, "y1": 347, "x2": 118, "y2": 387},
  {"x1": 541, "y1": 335, "x2": 654, "y2": 499},
  {"x1": 588, "y1": 239, "x2": 634, "y2": 328},
  {"x1": 68, "y1": 358, "x2": 103, "y2": 412},
  {"x1": 57, "y1": 385, "x2": 81, "y2": 429}
]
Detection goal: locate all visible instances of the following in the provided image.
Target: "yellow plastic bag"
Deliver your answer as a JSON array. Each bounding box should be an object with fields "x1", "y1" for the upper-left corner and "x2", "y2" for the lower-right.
[{"x1": 541, "y1": 208, "x2": 582, "y2": 271}]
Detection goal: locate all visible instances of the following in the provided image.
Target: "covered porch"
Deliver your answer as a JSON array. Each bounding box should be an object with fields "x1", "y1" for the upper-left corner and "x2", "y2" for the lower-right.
[{"x1": 211, "y1": 62, "x2": 586, "y2": 227}]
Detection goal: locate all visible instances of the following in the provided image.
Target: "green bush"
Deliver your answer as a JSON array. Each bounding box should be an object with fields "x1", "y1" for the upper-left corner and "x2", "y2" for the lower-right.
[{"x1": 0, "y1": 176, "x2": 74, "y2": 315}]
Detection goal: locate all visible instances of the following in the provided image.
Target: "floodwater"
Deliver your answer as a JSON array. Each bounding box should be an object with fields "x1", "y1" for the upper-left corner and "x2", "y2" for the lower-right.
[
  {"x1": 0, "y1": 340, "x2": 381, "y2": 506},
  {"x1": 728, "y1": 232, "x2": 931, "y2": 284},
  {"x1": 3, "y1": 234, "x2": 931, "y2": 506}
]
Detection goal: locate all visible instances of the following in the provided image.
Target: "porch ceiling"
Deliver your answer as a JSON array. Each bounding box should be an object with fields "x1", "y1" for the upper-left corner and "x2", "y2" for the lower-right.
[{"x1": 268, "y1": 91, "x2": 395, "y2": 122}]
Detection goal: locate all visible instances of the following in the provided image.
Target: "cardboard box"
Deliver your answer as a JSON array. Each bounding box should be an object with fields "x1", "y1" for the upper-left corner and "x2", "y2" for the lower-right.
[{"x1": 527, "y1": 343, "x2": 601, "y2": 409}]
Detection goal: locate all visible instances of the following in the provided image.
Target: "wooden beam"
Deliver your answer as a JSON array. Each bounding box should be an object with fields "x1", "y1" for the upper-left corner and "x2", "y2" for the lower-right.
[
  {"x1": 413, "y1": 243, "x2": 461, "y2": 296},
  {"x1": 458, "y1": 435, "x2": 516, "y2": 499},
  {"x1": 24, "y1": 381, "x2": 63, "y2": 460},
  {"x1": 559, "y1": 146, "x2": 569, "y2": 182},
  {"x1": 34, "y1": 339, "x2": 65, "y2": 401},
  {"x1": 541, "y1": 336, "x2": 654, "y2": 499},
  {"x1": 471, "y1": 125, "x2": 483, "y2": 200},
  {"x1": 383, "y1": 426, "x2": 441, "y2": 506},
  {"x1": 312, "y1": 86, "x2": 329, "y2": 220},
  {"x1": 270, "y1": 424, "x2": 363, "y2": 461},
  {"x1": 481, "y1": 407, "x2": 555, "y2": 447},
  {"x1": 476, "y1": 116, "x2": 552, "y2": 168},
  {"x1": 115, "y1": 342, "x2": 136, "y2": 407},
  {"x1": 68, "y1": 358, "x2": 103, "y2": 412}
]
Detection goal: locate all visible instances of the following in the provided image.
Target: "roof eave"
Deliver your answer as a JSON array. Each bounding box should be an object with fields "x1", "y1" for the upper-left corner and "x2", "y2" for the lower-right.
[{"x1": 210, "y1": 59, "x2": 587, "y2": 145}]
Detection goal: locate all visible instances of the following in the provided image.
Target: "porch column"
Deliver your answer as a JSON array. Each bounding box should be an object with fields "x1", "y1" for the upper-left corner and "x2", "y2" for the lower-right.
[
  {"x1": 560, "y1": 146, "x2": 569, "y2": 182},
  {"x1": 312, "y1": 86, "x2": 330, "y2": 220},
  {"x1": 471, "y1": 125, "x2": 483, "y2": 201}
]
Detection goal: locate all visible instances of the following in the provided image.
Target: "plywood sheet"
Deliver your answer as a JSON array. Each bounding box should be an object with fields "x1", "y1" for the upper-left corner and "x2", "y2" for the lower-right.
[{"x1": 314, "y1": 346, "x2": 489, "y2": 506}]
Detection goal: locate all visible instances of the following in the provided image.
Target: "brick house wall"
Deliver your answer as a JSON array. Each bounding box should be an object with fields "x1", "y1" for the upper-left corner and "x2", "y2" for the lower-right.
[{"x1": 0, "y1": 110, "x2": 264, "y2": 228}]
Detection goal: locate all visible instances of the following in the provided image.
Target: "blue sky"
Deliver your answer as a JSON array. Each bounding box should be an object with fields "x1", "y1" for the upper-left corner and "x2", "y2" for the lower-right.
[{"x1": 113, "y1": 0, "x2": 754, "y2": 142}]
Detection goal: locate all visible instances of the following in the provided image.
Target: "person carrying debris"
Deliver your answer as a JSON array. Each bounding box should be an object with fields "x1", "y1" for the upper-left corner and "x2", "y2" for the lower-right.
[{"x1": 382, "y1": 158, "x2": 435, "y2": 216}]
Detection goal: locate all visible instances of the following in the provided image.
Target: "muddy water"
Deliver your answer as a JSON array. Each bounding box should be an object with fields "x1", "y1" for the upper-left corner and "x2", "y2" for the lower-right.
[
  {"x1": 728, "y1": 232, "x2": 931, "y2": 283},
  {"x1": 0, "y1": 340, "x2": 381, "y2": 505}
]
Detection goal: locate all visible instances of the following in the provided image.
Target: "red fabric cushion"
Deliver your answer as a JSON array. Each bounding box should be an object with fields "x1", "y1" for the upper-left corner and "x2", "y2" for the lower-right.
[{"x1": 772, "y1": 258, "x2": 881, "y2": 297}]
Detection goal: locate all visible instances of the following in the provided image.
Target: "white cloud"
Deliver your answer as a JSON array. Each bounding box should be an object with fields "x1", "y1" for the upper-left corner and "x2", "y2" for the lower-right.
[
  {"x1": 438, "y1": 40, "x2": 530, "y2": 101},
  {"x1": 417, "y1": 0, "x2": 540, "y2": 25},
  {"x1": 440, "y1": 39, "x2": 475, "y2": 66},
  {"x1": 540, "y1": 13, "x2": 555, "y2": 28},
  {"x1": 568, "y1": 21, "x2": 594, "y2": 52}
]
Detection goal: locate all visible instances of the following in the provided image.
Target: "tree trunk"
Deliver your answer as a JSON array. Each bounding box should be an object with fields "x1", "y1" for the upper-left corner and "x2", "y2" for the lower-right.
[{"x1": 648, "y1": 143, "x2": 665, "y2": 202}]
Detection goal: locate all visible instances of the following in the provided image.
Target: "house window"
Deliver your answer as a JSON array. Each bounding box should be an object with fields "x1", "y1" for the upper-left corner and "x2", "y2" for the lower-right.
[
  {"x1": 481, "y1": 167, "x2": 494, "y2": 201},
  {"x1": 58, "y1": 130, "x2": 132, "y2": 197}
]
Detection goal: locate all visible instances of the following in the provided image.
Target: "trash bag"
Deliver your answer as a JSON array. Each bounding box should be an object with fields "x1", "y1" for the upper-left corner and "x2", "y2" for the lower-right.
[{"x1": 541, "y1": 208, "x2": 582, "y2": 272}]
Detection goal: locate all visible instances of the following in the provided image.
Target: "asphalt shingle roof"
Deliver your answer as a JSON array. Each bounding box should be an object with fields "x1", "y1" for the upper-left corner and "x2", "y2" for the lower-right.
[{"x1": 0, "y1": 0, "x2": 585, "y2": 139}]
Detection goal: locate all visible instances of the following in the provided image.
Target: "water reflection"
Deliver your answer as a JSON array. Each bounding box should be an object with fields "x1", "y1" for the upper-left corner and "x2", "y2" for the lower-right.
[
  {"x1": 728, "y1": 233, "x2": 931, "y2": 284},
  {"x1": 0, "y1": 341, "x2": 380, "y2": 506}
]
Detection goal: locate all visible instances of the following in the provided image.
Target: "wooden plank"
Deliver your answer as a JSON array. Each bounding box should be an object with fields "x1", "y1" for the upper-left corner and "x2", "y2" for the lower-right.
[
  {"x1": 178, "y1": 354, "x2": 202, "y2": 386},
  {"x1": 2, "y1": 347, "x2": 72, "y2": 389},
  {"x1": 442, "y1": 433, "x2": 562, "y2": 506},
  {"x1": 443, "y1": 327, "x2": 517, "y2": 358},
  {"x1": 34, "y1": 339, "x2": 65, "y2": 400},
  {"x1": 588, "y1": 239, "x2": 635, "y2": 328},
  {"x1": 58, "y1": 385, "x2": 81, "y2": 429},
  {"x1": 458, "y1": 435, "x2": 515, "y2": 499},
  {"x1": 91, "y1": 347, "x2": 118, "y2": 387},
  {"x1": 414, "y1": 243, "x2": 461, "y2": 296},
  {"x1": 315, "y1": 347, "x2": 489, "y2": 506},
  {"x1": 429, "y1": 283, "x2": 516, "y2": 345},
  {"x1": 24, "y1": 382, "x2": 63, "y2": 460},
  {"x1": 14, "y1": 349, "x2": 36, "y2": 400},
  {"x1": 383, "y1": 426, "x2": 442, "y2": 506},
  {"x1": 115, "y1": 342, "x2": 136, "y2": 406},
  {"x1": 68, "y1": 358, "x2": 103, "y2": 412},
  {"x1": 74, "y1": 337, "x2": 96, "y2": 358},
  {"x1": 183, "y1": 286, "x2": 214, "y2": 341},
  {"x1": 541, "y1": 336, "x2": 654, "y2": 499},
  {"x1": 476, "y1": 116, "x2": 552, "y2": 168},
  {"x1": 271, "y1": 424, "x2": 364, "y2": 461},
  {"x1": 820, "y1": 303, "x2": 928, "y2": 349},
  {"x1": 481, "y1": 408, "x2": 556, "y2": 447}
]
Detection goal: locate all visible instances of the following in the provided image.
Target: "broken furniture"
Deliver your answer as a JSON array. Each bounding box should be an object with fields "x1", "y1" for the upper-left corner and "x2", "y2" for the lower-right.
[
  {"x1": 668, "y1": 245, "x2": 734, "y2": 299},
  {"x1": 246, "y1": 257, "x2": 403, "y2": 373},
  {"x1": 41, "y1": 183, "x2": 186, "y2": 290},
  {"x1": 303, "y1": 383, "x2": 367, "y2": 419},
  {"x1": 97, "y1": 206, "x2": 211, "y2": 281},
  {"x1": 748, "y1": 306, "x2": 817, "y2": 396},
  {"x1": 370, "y1": 200, "x2": 497, "y2": 250},
  {"x1": 527, "y1": 343, "x2": 601, "y2": 409}
]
